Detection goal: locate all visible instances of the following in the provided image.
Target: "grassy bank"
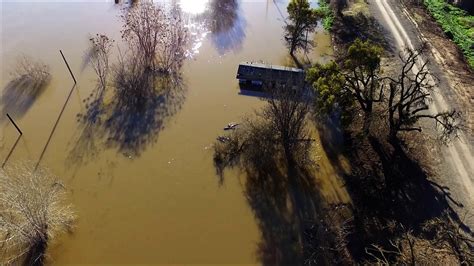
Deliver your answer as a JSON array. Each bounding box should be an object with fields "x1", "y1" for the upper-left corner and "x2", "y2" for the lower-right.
[
  {"x1": 317, "y1": 0, "x2": 334, "y2": 31},
  {"x1": 424, "y1": 0, "x2": 474, "y2": 68}
]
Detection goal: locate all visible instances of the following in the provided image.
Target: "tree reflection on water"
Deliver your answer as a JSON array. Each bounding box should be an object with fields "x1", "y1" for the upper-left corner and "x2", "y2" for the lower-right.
[{"x1": 207, "y1": 0, "x2": 246, "y2": 54}]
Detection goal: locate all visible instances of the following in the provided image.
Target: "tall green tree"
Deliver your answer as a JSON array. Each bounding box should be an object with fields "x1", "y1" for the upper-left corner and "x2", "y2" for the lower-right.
[
  {"x1": 307, "y1": 39, "x2": 383, "y2": 132},
  {"x1": 342, "y1": 39, "x2": 384, "y2": 132},
  {"x1": 306, "y1": 61, "x2": 353, "y2": 125},
  {"x1": 285, "y1": 0, "x2": 320, "y2": 55}
]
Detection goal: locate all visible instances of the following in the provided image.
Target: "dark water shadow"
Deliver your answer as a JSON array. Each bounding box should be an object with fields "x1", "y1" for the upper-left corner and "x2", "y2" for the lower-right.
[
  {"x1": 238, "y1": 89, "x2": 269, "y2": 98},
  {"x1": 316, "y1": 114, "x2": 346, "y2": 173},
  {"x1": 1, "y1": 75, "x2": 51, "y2": 120},
  {"x1": 66, "y1": 87, "x2": 107, "y2": 169},
  {"x1": 207, "y1": 0, "x2": 246, "y2": 54},
  {"x1": 103, "y1": 73, "x2": 185, "y2": 156},
  {"x1": 68, "y1": 3, "x2": 188, "y2": 166},
  {"x1": 67, "y1": 69, "x2": 186, "y2": 168},
  {"x1": 217, "y1": 147, "x2": 346, "y2": 264}
]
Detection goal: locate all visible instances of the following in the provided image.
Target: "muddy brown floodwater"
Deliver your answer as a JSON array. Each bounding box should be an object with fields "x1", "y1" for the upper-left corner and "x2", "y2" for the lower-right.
[{"x1": 0, "y1": 0, "x2": 347, "y2": 264}]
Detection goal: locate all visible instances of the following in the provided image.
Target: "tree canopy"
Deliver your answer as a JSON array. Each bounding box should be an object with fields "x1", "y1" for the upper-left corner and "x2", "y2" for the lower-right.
[{"x1": 285, "y1": 0, "x2": 321, "y2": 55}]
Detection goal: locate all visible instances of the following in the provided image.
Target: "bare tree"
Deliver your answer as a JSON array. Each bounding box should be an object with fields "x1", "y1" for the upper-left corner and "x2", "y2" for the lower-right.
[
  {"x1": 365, "y1": 216, "x2": 473, "y2": 265},
  {"x1": 0, "y1": 163, "x2": 75, "y2": 265},
  {"x1": 112, "y1": 47, "x2": 155, "y2": 107},
  {"x1": 88, "y1": 34, "x2": 114, "y2": 92},
  {"x1": 265, "y1": 87, "x2": 312, "y2": 166},
  {"x1": 11, "y1": 56, "x2": 50, "y2": 85},
  {"x1": 386, "y1": 47, "x2": 461, "y2": 141},
  {"x1": 121, "y1": 0, "x2": 167, "y2": 71},
  {"x1": 157, "y1": 4, "x2": 188, "y2": 74},
  {"x1": 214, "y1": 87, "x2": 312, "y2": 176}
]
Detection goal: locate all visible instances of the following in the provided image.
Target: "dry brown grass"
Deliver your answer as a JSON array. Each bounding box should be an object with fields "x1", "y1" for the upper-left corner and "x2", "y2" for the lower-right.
[{"x1": 0, "y1": 163, "x2": 75, "y2": 265}]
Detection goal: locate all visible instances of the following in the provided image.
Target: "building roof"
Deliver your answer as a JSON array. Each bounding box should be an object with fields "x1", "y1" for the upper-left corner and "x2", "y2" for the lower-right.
[{"x1": 239, "y1": 62, "x2": 304, "y2": 73}]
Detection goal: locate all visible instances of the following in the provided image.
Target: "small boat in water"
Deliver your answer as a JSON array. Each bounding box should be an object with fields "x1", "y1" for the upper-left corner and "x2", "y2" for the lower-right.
[{"x1": 224, "y1": 123, "x2": 239, "y2": 130}]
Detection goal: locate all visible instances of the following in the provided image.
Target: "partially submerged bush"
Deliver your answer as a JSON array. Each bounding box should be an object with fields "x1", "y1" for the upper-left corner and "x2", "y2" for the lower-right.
[
  {"x1": 1, "y1": 56, "x2": 51, "y2": 118},
  {"x1": 88, "y1": 34, "x2": 114, "y2": 91},
  {"x1": 11, "y1": 55, "x2": 50, "y2": 86},
  {"x1": 0, "y1": 164, "x2": 75, "y2": 265}
]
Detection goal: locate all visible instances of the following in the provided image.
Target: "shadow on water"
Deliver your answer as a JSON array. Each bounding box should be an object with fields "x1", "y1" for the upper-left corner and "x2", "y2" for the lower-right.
[
  {"x1": 207, "y1": 0, "x2": 246, "y2": 54},
  {"x1": 1, "y1": 57, "x2": 51, "y2": 120},
  {"x1": 216, "y1": 135, "x2": 347, "y2": 264},
  {"x1": 68, "y1": 68, "x2": 185, "y2": 167},
  {"x1": 244, "y1": 163, "x2": 326, "y2": 265},
  {"x1": 104, "y1": 71, "x2": 185, "y2": 156},
  {"x1": 68, "y1": 2, "x2": 188, "y2": 167}
]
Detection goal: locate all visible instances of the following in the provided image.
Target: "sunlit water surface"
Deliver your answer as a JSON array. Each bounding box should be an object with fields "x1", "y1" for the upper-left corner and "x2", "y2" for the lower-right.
[{"x1": 0, "y1": 0, "x2": 343, "y2": 264}]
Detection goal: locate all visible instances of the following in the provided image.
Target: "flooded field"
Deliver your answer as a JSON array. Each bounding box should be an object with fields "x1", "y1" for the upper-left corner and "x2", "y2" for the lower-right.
[{"x1": 0, "y1": 0, "x2": 344, "y2": 264}]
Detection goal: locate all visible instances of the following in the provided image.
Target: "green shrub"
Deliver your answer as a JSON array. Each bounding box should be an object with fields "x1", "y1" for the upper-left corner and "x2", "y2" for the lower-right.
[
  {"x1": 424, "y1": 0, "x2": 474, "y2": 69},
  {"x1": 316, "y1": 0, "x2": 334, "y2": 31}
]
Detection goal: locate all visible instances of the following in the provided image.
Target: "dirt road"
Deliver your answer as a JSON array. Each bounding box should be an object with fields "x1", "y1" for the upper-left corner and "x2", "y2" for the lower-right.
[{"x1": 371, "y1": 0, "x2": 474, "y2": 226}]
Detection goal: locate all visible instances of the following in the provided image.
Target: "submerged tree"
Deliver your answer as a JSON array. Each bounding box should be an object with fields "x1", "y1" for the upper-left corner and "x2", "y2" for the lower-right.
[
  {"x1": 11, "y1": 56, "x2": 51, "y2": 86},
  {"x1": 0, "y1": 164, "x2": 75, "y2": 265},
  {"x1": 213, "y1": 87, "x2": 350, "y2": 264},
  {"x1": 158, "y1": 4, "x2": 188, "y2": 74},
  {"x1": 88, "y1": 34, "x2": 114, "y2": 91},
  {"x1": 120, "y1": 1, "x2": 189, "y2": 73},
  {"x1": 285, "y1": 0, "x2": 320, "y2": 56},
  {"x1": 121, "y1": 0, "x2": 167, "y2": 70},
  {"x1": 214, "y1": 87, "x2": 312, "y2": 176},
  {"x1": 77, "y1": 0, "x2": 190, "y2": 158}
]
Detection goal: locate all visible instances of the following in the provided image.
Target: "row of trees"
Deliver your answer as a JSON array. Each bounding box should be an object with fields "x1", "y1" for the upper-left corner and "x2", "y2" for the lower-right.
[{"x1": 307, "y1": 39, "x2": 461, "y2": 141}]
